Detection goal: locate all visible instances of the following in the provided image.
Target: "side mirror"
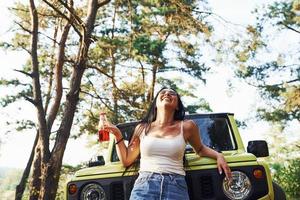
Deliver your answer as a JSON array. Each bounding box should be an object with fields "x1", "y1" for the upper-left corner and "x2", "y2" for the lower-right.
[
  {"x1": 88, "y1": 155, "x2": 105, "y2": 167},
  {"x1": 247, "y1": 140, "x2": 269, "y2": 157}
]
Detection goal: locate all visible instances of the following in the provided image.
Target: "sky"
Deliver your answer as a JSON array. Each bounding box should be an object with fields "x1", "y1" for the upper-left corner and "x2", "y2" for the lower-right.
[{"x1": 0, "y1": 0, "x2": 298, "y2": 169}]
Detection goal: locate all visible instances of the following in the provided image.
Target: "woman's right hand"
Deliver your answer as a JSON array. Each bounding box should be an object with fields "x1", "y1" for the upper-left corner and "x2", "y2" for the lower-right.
[{"x1": 104, "y1": 123, "x2": 123, "y2": 141}]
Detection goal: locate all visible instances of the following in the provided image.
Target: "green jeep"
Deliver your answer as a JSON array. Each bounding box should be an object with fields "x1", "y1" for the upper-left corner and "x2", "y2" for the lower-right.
[{"x1": 66, "y1": 113, "x2": 285, "y2": 200}]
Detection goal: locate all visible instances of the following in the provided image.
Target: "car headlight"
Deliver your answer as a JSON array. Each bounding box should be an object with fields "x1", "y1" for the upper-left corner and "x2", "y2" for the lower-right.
[
  {"x1": 222, "y1": 171, "x2": 252, "y2": 200},
  {"x1": 80, "y1": 183, "x2": 106, "y2": 200}
]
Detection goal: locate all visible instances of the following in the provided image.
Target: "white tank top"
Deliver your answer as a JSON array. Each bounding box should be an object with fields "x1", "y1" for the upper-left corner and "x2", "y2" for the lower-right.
[{"x1": 139, "y1": 121, "x2": 186, "y2": 175}]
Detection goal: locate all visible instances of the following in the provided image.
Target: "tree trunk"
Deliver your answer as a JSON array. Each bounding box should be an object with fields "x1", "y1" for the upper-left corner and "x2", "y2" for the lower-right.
[
  {"x1": 38, "y1": 66, "x2": 85, "y2": 199},
  {"x1": 16, "y1": 20, "x2": 61, "y2": 198},
  {"x1": 15, "y1": 131, "x2": 39, "y2": 200},
  {"x1": 28, "y1": 0, "x2": 50, "y2": 199},
  {"x1": 25, "y1": 0, "x2": 111, "y2": 199},
  {"x1": 36, "y1": 0, "x2": 111, "y2": 199},
  {"x1": 29, "y1": 141, "x2": 42, "y2": 200},
  {"x1": 110, "y1": 6, "x2": 119, "y2": 123},
  {"x1": 148, "y1": 64, "x2": 158, "y2": 102}
]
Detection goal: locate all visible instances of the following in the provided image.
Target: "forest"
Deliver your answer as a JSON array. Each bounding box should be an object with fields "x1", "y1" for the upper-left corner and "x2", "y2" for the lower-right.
[{"x1": 0, "y1": 0, "x2": 299, "y2": 199}]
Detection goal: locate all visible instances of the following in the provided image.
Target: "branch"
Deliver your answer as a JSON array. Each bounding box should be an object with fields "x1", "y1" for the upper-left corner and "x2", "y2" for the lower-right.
[
  {"x1": 97, "y1": 0, "x2": 111, "y2": 8},
  {"x1": 80, "y1": 89, "x2": 112, "y2": 113},
  {"x1": 86, "y1": 64, "x2": 113, "y2": 79},
  {"x1": 80, "y1": 89, "x2": 109, "y2": 101},
  {"x1": 57, "y1": 0, "x2": 84, "y2": 26},
  {"x1": 82, "y1": 78, "x2": 113, "y2": 112},
  {"x1": 42, "y1": 0, "x2": 82, "y2": 38},
  {"x1": 283, "y1": 24, "x2": 300, "y2": 34},
  {"x1": 270, "y1": 78, "x2": 300, "y2": 87},
  {"x1": 29, "y1": 0, "x2": 50, "y2": 154},
  {"x1": 84, "y1": 71, "x2": 126, "y2": 110},
  {"x1": 44, "y1": 24, "x2": 58, "y2": 113},
  {"x1": 192, "y1": 10, "x2": 213, "y2": 17},
  {"x1": 47, "y1": 6, "x2": 72, "y2": 130},
  {"x1": 21, "y1": 46, "x2": 31, "y2": 55},
  {"x1": 29, "y1": 1, "x2": 39, "y2": 75},
  {"x1": 193, "y1": 9, "x2": 247, "y2": 28},
  {"x1": 245, "y1": 78, "x2": 300, "y2": 89},
  {"x1": 9, "y1": 7, "x2": 29, "y2": 13},
  {"x1": 14, "y1": 69, "x2": 33, "y2": 78},
  {"x1": 38, "y1": 31, "x2": 60, "y2": 45},
  {"x1": 23, "y1": 95, "x2": 36, "y2": 105},
  {"x1": 138, "y1": 60, "x2": 145, "y2": 84},
  {"x1": 14, "y1": 21, "x2": 31, "y2": 33}
]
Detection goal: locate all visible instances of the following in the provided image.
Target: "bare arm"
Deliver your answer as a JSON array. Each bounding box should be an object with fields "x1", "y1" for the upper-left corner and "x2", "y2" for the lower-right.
[
  {"x1": 185, "y1": 120, "x2": 232, "y2": 179},
  {"x1": 104, "y1": 123, "x2": 141, "y2": 167}
]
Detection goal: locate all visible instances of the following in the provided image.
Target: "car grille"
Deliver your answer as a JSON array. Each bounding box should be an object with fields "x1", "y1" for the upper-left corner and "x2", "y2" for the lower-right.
[
  {"x1": 111, "y1": 181, "x2": 124, "y2": 200},
  {"x1": 199, "y1": 175, "x2": 214, "y2": 198}
]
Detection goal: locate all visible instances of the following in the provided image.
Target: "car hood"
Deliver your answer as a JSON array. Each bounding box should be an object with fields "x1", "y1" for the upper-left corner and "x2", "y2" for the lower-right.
[
  {"x1": 186, "y1": 152, "x2": 257, "y2": 166},
  {"x1": 71, "y1": 152, "x2": 257, "y2": 181}
]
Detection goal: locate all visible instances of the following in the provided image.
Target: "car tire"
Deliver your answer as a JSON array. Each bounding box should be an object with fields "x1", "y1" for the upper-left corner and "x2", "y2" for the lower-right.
[{"x1": 273, "y1": 181, "x2": 286, "y2": 200}]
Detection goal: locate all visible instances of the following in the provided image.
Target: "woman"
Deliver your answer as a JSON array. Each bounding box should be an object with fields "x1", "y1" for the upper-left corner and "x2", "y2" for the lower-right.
[{"x1": 105, "y1": 87, "x2": 232, "y2": 200}]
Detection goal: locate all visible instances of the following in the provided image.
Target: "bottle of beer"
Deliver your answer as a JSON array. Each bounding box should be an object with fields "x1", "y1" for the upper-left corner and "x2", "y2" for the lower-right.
[{"x1": 98, "y1": 112, "x2": 110, "y2": 142}]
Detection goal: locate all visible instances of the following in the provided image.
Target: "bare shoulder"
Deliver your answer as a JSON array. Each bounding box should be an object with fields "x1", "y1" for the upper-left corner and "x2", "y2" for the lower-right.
[
  {"x1": 183, "y1": 119, "x2": 198, "y2": 139},
  {"x1": 132, "y1": 123, "x2": 146, "y2": 140},
  {"x1": 183, "y1": 119, "x2": 198, "y2": 130}
]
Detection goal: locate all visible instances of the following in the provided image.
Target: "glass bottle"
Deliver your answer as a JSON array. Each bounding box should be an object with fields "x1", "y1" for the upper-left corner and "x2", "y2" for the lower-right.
[{"x1": 98, "y1": 112, "x2": 110, "y2": 142}]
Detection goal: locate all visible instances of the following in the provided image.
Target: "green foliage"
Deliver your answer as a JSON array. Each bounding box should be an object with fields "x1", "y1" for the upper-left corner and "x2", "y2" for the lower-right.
[
  {"x1": 235, "y1": 120, "x2": 247, "y2": 129},
  {"x1": 267, "y1": 1, "x2": 297, "y2": 29},
  {"x1": 0, "y1": 88, "x2": 32, "y2": 107},
  {"x1": 235, "y1": 25, "x2": 265, "y2": 63},
  {"x1": 264, "y1": 124, "x2": 300, "y2": 199},
  {"x1": 185, "y1": 101, "x2": 211, "y2": 113},
  {"x1": 15, "y1": 120, "x2": 36, "y2": 131},
  {"x1": 56, "y1": 164, "x2": 83, "y2": 200},
  {"x1": 75, "y1": 0, "x2": 215, "y2": 136},
  {"x1": 0, "y1": 165, "x2": 83, "y2": 200},
  {"x1": 272, "y1": 159, "x2": 300, "y2": 199},
  {"x1": 0, "y1": 168, "x2": 23, "y2": 200},
  {"x1": 174, "y1": 40, "x2": 210, "y2": 81},
  {"x1": 157, "y1": 77, "x2": 212, "y2": 113},
  {"x1": 233, "y1": 0, "x2": 300, "y2": 125},
  {"x1": 133, "y1": 35, "x2": 166, "y2": 58},
  {"x1": 236, "y1": 62, "x2": 284, "y2": 82}
]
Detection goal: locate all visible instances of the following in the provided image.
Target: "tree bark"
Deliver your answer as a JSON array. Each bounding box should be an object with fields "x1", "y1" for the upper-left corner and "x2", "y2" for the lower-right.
[
  {"x1": 26, "y1": 0, "x2": 111, "y2": 199},
  {"x1": 29, "y1": 141, "x2": 42, "y2": 200},
  {"x1": 36, "y1": 0, "x2": 110, "y2": 199},
  {"x1": 148, "y1": 64, "x2": 158, "y2": 102},
  {"x1": 46, "y1": 16, "x2": 71, "y2": 130},
  {"x1": 110, "y1": 5, "x2": 117, "y2": 123},
  {"x1": 28, "y1": 0, "x2": 50, "y2": 199},
  {"x1": 16, "y1": 16, "x2": 62, "y2": 200},
  {"x1": 15, "y1": 130, "x2": 39, "y2": 200}
]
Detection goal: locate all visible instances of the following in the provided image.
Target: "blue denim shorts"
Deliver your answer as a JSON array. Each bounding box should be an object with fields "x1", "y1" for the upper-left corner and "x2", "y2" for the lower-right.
[{"x1": 129, "y1": 171, "x2": 190, "y2": 200}]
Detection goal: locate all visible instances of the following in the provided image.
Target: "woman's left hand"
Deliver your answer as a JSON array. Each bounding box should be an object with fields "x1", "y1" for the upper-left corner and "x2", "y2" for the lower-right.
[{"x1": 217, "y1": 154, "x2": 232, "y2": 180}]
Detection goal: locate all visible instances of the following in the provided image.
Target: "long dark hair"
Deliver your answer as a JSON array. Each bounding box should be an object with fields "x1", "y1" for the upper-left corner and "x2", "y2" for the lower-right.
[{"x1": 139, "y1": 87, "x2": 185, "y2": 135}]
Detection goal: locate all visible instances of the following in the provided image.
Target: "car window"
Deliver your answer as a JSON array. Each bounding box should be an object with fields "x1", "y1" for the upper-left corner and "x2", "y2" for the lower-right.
[
  {"x1": 191, "y1": 117, "x2": 236, "y2": 152},
  {"x1": 111, "y1": 123, "x2": 136, "y2": 162}
]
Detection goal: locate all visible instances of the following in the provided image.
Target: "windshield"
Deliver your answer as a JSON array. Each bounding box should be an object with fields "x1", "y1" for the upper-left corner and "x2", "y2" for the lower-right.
[
  {"x1": 189, "y1": 116, "x2": 236, "y2": 152},
  {"x1": 112, "y1": 114, "x2": 236, "y2": 162}
]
